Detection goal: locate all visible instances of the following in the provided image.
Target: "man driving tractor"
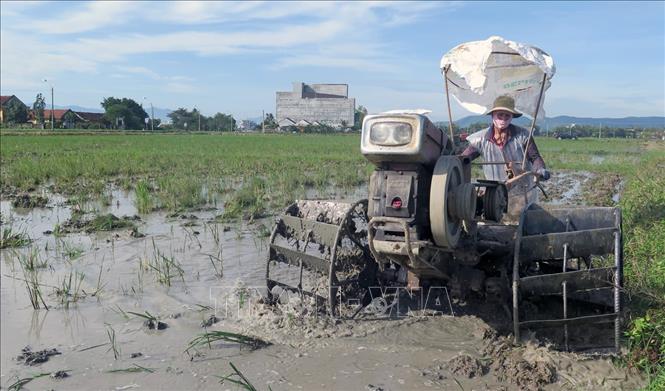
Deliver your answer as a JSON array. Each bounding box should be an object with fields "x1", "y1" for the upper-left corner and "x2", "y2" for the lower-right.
[{"x1": 461, "y1": 95, "x2": 550, "y2": 220}]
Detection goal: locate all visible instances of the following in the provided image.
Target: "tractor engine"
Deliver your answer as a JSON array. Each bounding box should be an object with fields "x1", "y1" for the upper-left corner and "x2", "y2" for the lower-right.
[{"x1": 361, "y1": 112, "x2": 508, "y2": 288}]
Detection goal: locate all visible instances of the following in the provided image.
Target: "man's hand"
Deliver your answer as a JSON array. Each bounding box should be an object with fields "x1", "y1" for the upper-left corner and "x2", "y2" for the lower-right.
[{"x1": 536, "y1": 168, "x2": 550, "y2": 181}]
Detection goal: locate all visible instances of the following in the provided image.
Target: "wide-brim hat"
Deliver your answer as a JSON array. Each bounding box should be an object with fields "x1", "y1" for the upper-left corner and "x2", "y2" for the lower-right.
[{"x1": 484, "y1": 95, "x2": 522, "y2": 118}]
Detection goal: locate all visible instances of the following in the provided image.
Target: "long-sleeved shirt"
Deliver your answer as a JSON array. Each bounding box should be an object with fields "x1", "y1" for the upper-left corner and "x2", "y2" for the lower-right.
[
  {"x1": 461, "y1": 124, "x2": 546, "y2": 219},
  {"x1": 462, "y1": 123, "x2": 545, "y2": 182}
]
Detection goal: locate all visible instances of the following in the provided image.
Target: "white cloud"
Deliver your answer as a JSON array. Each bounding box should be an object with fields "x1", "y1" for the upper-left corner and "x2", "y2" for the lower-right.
[
  {"x1": 272, "y1": 42, "x2": 401, "y2": 73},
  {"x1": 29, "y1": 2, "x2": 142, "y2": 34},
  {"x1": 114, "y1": 65, "x2": 194, "y2": 83},
  {"x1": 164, "y1": 82, "x2": 197, "y2": 94},
  {"x1": 0, "y1": 1, "x2": 45, "y2": 18},
  {"x1": 115, "y1": 66, "x2": 161, "y2": 80},
  {"x1": 0, "y1": 1, "x2": 455, "y2": 106},
  {"x1": 0, "y1": 31, "x2": 97, "y2": 92}
]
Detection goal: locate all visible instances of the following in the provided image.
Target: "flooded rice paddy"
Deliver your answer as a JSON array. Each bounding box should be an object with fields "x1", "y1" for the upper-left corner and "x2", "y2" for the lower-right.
[{"x1": 0, "y1": 171, "x2": 644, "y2": 390}]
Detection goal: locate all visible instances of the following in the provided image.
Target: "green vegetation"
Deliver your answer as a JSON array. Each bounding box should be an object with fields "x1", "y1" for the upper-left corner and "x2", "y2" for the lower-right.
[
  {"x1": 134, "y1": 180, "x2": 153, "y2": 213},
  {"x1": 218, "y1": 362, "x2": 266, "y2": 391},
  {"x1": 535, "y1": 137, "x2": 647, "y2": 174},
  {"x1": 616, "y1": 146, "x2": 665, "y2": 387},
  {"x1": 0, "y1": 133, "x2": 366, "y2": 213},
  {"x1": 101, "y1": 97, "x2": 148, "y2": 130},
  {"x1": 167, "y1": 107, "x2": 235, "y2": 131},
  {"x1": 107, "y1": 364, "x2": 156, "y2": 374},
  {"x1": 220, "y1": 178, "x2": 267, "y2": 221},
  {"x1": 0, "y1": 225, "x2": 31, "y2": 249},
  {"x1": 55, "y1": 270, "x2": 85, "y2": 308},
  {"x1": 185, "y1": 331, "x2": 268, "y2": 355},
  {"x1": 59, "y1": 213, "x2": 136, "y2": 234},
  {"x1": 17, "y1": 249, "x2": 49, "y2": 310},
  {"x1": 143, "y1": 239, "x2": 185, "y2": 287},
  {"x1": 106, "y1": 324, "x2": 120, "y2": 360},
  {"x1": 7, "y1": 372, "x2": 52, "y2": 391}
]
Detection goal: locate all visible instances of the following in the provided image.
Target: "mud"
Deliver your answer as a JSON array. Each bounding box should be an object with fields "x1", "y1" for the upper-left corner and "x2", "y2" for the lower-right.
[
  {"x1": 484, "y1": 336, "x2": 556, "y2": 391},
  {"x1": 541, "y1": 170, "x2": 624, "y2": 207},
  {"x1": 12, "y1": 193, "x2": 49, "y2": 209},
  {"x1": 447, "y1": 354, "x2": 486, "y2": 378},
  {"x1": 61, "y1": 212, "x2": 139, "y2": 234},
  {"x1": 0, "y1": 182, "x2": 644, "y2": 390},
  {"x1": 16, "y1": 346, "x2": 61, "y2": 366},
  {"x1": 143, "y1": 319, "x2": 168, "y2": 330},
  {"x1": 51, "y1": 369, "x2": 70, "y2": 379},
  {"x1": 582, "y1": 173, "x2": 623, "y2": 206},
  {"x1": 541, "y1": 171, "x2": 594, "y2": 205}
]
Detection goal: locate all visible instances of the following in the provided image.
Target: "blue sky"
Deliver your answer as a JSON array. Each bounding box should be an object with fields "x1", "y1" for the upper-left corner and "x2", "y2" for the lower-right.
[{"x1": 1, "y1": 1, "x2": 663, "y2": 121}]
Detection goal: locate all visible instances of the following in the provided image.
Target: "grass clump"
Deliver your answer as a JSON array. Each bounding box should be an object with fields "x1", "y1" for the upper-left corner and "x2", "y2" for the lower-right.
[
  {"x1": 221, "y1": 178, "x2": 267, "y2": 221},
  {"x1": 134, "y1": 180, "x2": 153, "y2": 213},
  {"x1": 1, "y1": 225, "x2": 31, "y2": 249},
  {"x1": 626, "y1": 309, "x2": 665, "y2": 374},
  {"x1": 143, "y1": 239, "x2": 184, "y2": 287},
  {"x1": 55, "y1": 270, "x2": 85, "y2": 308},
  {"x1": 87, "y1": 214, "x2": 136, "y2": 232},
  {"x1": 156, "y1": 176, "x2": 206, "y2": 211},
  {"x1": 60, "y1": 213, "x2": 137, "y2": 234},
  {"x1": 12, "y1": 193, "x2": 48, "y2": 208},
  {"x1": 185, "y1": 331, "x2": 268, "y2": 355},
  {"x1": 17, "y1": 246, "x2": 48, "y2": 271},
  {"x1": 15, "y1": 247, "x2": 49, "y2": 309}
]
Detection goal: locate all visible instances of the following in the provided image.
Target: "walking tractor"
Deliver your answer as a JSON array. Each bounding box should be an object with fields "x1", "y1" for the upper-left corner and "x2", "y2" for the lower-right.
[{"x1": 266, "y1": 37, "x2": 623, "y2": 352}]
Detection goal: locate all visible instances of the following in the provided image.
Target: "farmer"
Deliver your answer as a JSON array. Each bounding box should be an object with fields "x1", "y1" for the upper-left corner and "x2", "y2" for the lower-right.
[{"x1": 461, "y1": 95, "x2": 550, "y2": 219}]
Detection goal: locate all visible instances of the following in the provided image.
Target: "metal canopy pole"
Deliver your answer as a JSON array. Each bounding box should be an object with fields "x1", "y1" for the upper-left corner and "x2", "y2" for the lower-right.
[
  {"x1": 443, "y1": 65, "x2": 456, "y2": 147},
  {"x1": 521, "y1": 72, "x2": 548, "y2": 170}
]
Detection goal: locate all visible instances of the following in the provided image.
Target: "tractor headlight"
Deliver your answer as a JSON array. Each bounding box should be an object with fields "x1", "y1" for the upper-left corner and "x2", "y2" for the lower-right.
[{"x1": 370, "y1": 122, "x2": 413, "y2": 146}]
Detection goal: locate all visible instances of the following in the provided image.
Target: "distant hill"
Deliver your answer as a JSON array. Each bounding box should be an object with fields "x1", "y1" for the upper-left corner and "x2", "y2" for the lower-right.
[
  {"x1": 448, "y1": 115, "x2": 664, "y2": 129},
  {"x1": 148, "y1": 107, "x2": 172, "y2": 122},
  {"x1": 55, "y1": 104, "x2": 103, "y2": 113}
]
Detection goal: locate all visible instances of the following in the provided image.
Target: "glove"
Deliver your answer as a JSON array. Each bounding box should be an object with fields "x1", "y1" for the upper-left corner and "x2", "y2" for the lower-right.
[{"x1": 536, "y1": 168, "x2": 550, "y2": 181}]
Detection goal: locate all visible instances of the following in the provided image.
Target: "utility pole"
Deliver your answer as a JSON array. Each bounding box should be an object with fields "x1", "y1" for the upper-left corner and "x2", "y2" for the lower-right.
[
  {"x1": 198, "y1": 109, "x2": 201, "y2": 131},
  {"x1": 262, "y1": 110, "x2": 265, "y2": 133},
  {"x1": 50, "y1": 86, "x2": 54, "y2": 131},
  {"x1": 151, "y1": 103, "x2": 155, "y2": 131},
  {"x1": 43, "y1": 79, "x2": 54, "y2": 131}
]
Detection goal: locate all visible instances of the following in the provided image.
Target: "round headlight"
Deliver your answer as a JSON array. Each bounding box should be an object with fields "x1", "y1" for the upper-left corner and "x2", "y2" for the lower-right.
[
  {"x1": 393, "y1": 124, "x2": 412, "y2": 144},
  {"x1": 370, "y1": 123, "x2": 390, "y2": 143},
  {"x1": 369, "y1": 122, "x2": 413, "y2": 146}
]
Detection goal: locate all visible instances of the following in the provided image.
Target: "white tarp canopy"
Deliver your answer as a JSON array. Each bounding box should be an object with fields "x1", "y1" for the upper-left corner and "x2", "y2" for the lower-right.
[{"x1": 440, "y1": 36, "x2": 556, "y2": 119}]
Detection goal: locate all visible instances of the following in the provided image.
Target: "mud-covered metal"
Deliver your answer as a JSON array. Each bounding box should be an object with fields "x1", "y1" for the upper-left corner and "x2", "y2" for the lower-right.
[
  {"x1": 266, "y1": 200, "x2": 376, "y2": 317},
  {"x1": 512, "y1": 205, "x2": 622, "y2": 352}
]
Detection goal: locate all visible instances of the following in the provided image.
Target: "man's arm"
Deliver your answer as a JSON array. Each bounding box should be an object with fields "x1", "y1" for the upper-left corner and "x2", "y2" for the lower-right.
[
  {"x1": 461, "y1": 145, "x2": 481, "y2": 160},
  {"x1": 525, "y1": 138, "x2": 544, "y2": 170},
  {"x1": 461, "y1": 130, "x2": 485, "y2": 161},
  {"x1": 525, "y1": 138, "x2": 549, "y2": 180}
]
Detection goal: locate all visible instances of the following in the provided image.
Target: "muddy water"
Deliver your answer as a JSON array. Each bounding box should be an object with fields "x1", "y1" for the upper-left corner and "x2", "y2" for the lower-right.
[
  {"x1": 0, "y1": 184, "x2": 642, "y2": 390},
  {"x1": 541, "y1": 171, "x2": 595, "y2": 206}
]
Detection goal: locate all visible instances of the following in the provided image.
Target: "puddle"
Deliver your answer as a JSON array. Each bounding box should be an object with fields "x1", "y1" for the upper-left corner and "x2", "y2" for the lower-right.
[
  {"x1": 541, "y1": 171, "x2": 595, "y2": 206},
  {"x1": 0, "y1": 183, "x2": 643, "y2": 390},
  {"x1": 590, "y1": 155, "x2": 606, "y2": 165},
  {"x1": 612, "y1": 178, "x2": 625, "y2": 203}
]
